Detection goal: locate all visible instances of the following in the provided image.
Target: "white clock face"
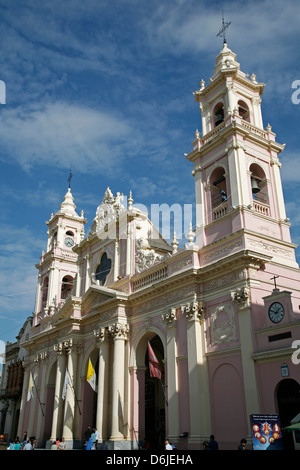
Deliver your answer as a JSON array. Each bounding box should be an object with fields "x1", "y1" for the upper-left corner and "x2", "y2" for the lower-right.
[
  {"x1": 268, "y1": 302, "x2": 284, "y2": 323},
  {"x1": 64, "y1": 237, "x2": 74, "y2": 247}
]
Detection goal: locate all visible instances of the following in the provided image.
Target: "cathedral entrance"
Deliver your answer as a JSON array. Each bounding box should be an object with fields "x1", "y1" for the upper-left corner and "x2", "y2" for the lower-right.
[
  {"x1": 276, "y1": 378, "x2": 300, "y2": 450},
  {"x1": 144, "y1": 335, "x2": 165, "y2": 450}
]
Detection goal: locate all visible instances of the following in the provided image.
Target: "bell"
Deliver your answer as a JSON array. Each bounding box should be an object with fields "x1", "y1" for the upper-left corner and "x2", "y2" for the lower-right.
[
  {"x1": 251, "y1": 177, "x2": 260, "y2": 194},
  {"x1": 215, "y1": 113, "x2": 224, "y2": 126}
]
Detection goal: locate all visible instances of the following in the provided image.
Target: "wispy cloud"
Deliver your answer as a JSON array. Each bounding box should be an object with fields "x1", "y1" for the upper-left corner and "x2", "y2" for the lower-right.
[{"x1": 0, "y1": 224, "x2": 44, "y2": 325}]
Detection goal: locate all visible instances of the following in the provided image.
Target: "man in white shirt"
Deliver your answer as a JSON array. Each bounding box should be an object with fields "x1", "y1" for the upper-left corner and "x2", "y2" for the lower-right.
[
  {"x1": 165, "y1": 439, "x2": 173, "y2": 450},
  {"x1": 23, "y1": 440, "x2": 33, "y2": 450}
]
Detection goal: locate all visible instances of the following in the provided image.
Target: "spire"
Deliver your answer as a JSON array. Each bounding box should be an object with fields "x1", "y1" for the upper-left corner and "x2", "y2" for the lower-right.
[
  {"x1": 59, "y1": 187, "x2": 78, "y2": 217},
  {"x1": 214, "y1": 41, "x2": 240, "y2": 75}
]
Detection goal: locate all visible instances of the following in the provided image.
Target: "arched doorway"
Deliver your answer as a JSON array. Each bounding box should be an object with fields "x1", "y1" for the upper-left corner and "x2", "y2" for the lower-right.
[
  {"x1": 276, "y1": 378, "x2": 300, "y2": 450},
  {"x1": 81, "y1": 352, "x2": 99, "y2": 439},
  {"x1": 144, "y1": 335, "x2": 166, "y2": 450}
]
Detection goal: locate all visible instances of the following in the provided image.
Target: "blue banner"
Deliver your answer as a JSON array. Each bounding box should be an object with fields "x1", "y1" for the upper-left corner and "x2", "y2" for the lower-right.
[{"x1": 250, "y1": 414, "x2": 283, "y2": 450}]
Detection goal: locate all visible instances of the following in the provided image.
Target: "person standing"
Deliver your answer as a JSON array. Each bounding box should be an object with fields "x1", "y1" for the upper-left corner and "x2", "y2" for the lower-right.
[
  {"x1": 58, "y1": 437, "x2": 66, "y2": 450},
  {"x1": 208, "y1": 435, "x2": 219, "y2": 450},
  {"x1": 23, "y1": 440, "x2": 33, "y2": 450},
  {"x1": 94, "y1": 428, "x2": 99, "y2": 450},
  {"x1": 15, "y1": 440, "x2": 21, "y2": 450},
  {"x1": 165, "y1": 439, "x2": 173, "y2": 450},
  {"x1": 238, "y1": 438, "x2": 247, "y2": 450}
]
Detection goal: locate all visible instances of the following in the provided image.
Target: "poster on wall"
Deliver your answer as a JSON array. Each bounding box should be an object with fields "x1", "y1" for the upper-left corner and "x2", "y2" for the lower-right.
[{"x1": 250, "y1": 414, "x2": 283, "y2": 450}]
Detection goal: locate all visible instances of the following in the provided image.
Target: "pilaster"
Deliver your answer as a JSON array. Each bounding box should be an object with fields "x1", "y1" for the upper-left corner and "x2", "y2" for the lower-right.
[
  {"x1": 50, "y1": 342, "x2": 66, "y2": 441},
  {"x1": 94, "y1": 327, "x2": 111, "y2": 440},
  {"x1": 62, "y1": 339, "x2": 82, "y2": 441},
  {"x1": 162, "y1": 308, "x2": 179, "y2": 440},
  {"x1": 108, "y1": 322, "x2": 129, "y2": 442},
  {"x1": 181, "y1": 294, "x2": 210, "y2": 442},
  {"x1": 231, "y1": 287, "x2": 260, "y2": 436}
]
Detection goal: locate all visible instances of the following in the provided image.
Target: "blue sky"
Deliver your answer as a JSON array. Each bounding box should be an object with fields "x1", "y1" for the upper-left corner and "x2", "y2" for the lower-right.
[{"x1": 1, "y1": 0, "x2": 300, "y2": 345}]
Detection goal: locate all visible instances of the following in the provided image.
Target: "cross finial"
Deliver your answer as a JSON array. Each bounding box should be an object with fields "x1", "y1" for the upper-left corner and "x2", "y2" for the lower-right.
[
  {"x1": 68, "y1": 168, "x2": 73, "y2": 189},
  {"x1": 217, "y1": 11, "x2": 231, "y2": 44},
  {"x1": 270, "y1": 275, "x2": 279, "y2": 291}
]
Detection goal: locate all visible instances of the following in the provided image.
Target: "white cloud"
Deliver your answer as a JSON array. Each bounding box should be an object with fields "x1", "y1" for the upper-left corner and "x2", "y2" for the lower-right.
[
  {"x1": 0, "y1": 102, "x2": 133, "y2": 174},
  {"x1": 0, "y1": 224, "x2": 44, "y2": 317}
]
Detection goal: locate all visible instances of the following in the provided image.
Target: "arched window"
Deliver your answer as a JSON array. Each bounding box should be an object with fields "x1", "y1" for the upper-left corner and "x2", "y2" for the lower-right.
[
  {"x1": 238, "y1": 100, "x2": 250, "y2": 122},
  {"x1": 210, "y1": 167, "x2": 227, "y2": 208},
  {"x1": 213, "y1": 103, "x2": 224, "y2": 127},
  {"x1": 250, "y1": 163, "x2": 269, "y2": 205},
  {"x1": 61, "y1": 275, "x2": 74, "y2": 299},
  {"x1": 42, "y1": 277, "x2": 49, "y2": 308},
  {"x1": 95, "y1": 252, "x2": 112, "y2": 286}
]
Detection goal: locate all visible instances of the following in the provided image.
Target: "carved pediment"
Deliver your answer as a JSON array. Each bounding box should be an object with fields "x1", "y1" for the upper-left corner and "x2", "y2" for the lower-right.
[
  {"x1": 82, "y1": 285, "x2": 128, "y2": 315},
  {"x1": 51, "y1": 295, "x2": 82, "y2": 324}
]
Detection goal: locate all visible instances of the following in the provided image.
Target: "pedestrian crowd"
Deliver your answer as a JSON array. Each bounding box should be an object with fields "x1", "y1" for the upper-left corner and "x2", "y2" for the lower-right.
[
  {"x1": 7, "y1": 431, "x2": 36, "y2": 450},
  {"x1": 5, "y1": 429, "x2": 248, "y2": 450},
  {"x1": 83, "y1": 426, "x2": 107, "y2": 450}
]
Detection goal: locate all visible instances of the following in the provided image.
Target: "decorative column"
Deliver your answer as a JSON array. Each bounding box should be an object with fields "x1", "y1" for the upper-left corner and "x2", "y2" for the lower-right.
[
  {"x1": 162, "y1": 308, "x2": 179, "y2": 440},
  {"x1": 94, "y1": 327, "x2": 110, "y2": 440},
  {"x1": 84, "y1": 255, "x2": 91, "y2": 292},
  {"x1": 227, "y1": 143, "x2": 244, "y2": 208},
  {"x1": 75, "y1": 259, "x2": 82, "y2": 297},
  {"x1": 126, "y1": 222, "x2": 132, "y2": 276},
  {"x1": 181, "y1": 294, "x2": 210, "y2": 443},
  {"x1": 129, "y1": 365, "x2": 146, "y2": 446},
  {"x1": 225, "y1": 82, "x2": 237, "y2": 115},
  {"x1": 231, "y1": 287, "x2": 260, "y2": 435},
  {"x1": 62, "y1": 339, "x2": 81, "y2": 442},
  {"x1": 34, "y1": 273, "x2": 42, "y2": 314},
  {"x1": 192, "y1": 162, "x2": 205, "y2": 248},
  {"x1": 108, "y1": 322, "x2": 129, "y2": 442},
  {"x1": 50, "y1": 343, "x2": 66, "y2": 441},
  {"x1": 270, "y1": 155, "x2": 287, "y2": 221},
  {"x1": 35, "y1": 351, "x2": 49, "y2": 444},
  {"x1": 114, "y1": 241, "x2": 120, "y2": 281},
  {"x1": 17, "y1": 360, "x2": 30, "y2": 439}
]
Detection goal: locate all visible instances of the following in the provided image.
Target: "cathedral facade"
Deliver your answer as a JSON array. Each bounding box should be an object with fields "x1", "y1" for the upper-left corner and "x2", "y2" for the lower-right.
[{"x1": 16, "y1": 43, "x2": 300, "y2": 450}]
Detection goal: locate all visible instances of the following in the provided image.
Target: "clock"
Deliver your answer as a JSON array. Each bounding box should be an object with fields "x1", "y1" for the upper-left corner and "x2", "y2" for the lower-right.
[
  {"x1": 64, "y1": 237, "x2": 74, "y2": 247},
  {"x1": 268, "y1": 302, "x2": 284, "y2": 324}
]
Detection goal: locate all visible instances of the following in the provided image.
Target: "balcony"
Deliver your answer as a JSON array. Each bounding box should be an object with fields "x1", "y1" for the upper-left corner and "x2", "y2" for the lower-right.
[{"x1": 253, "y1": 200, "x2": 270, "y2": 217}]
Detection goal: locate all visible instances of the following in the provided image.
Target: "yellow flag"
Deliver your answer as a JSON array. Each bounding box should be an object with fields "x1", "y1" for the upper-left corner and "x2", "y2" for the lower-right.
[{"x1": 87, "y1": 358, "x2": 96, "y2": 392}]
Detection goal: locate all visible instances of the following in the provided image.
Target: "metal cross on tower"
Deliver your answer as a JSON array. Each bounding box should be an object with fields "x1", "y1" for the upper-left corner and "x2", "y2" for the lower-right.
[
  {"x1": 68, "y1": 168, "x2": 73, "y2": 189},
  {"x1": 270, "y1": 275, "x2": 279, "y2": 291},
  {"x1": 217, "y1": 12, "x2": 231, "y2": 44}
]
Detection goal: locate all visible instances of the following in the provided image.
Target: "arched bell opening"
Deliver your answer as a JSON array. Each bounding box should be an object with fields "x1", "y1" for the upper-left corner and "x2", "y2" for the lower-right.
[
  {"x1": 238, "y1": 100, "x2": 250, "y2": 122},
  {"x1": 213, "y1": 103, "x2": 224, "y2": 128},
  {"x1": 249, "y1": 163, "x2": 269, "y2": 205},
  {"x1": 210, "y1": 167, "x2": 227, "y2": 208},
  {"x1": 60, "y1": 275, "x2": 74, "y2": 300}
]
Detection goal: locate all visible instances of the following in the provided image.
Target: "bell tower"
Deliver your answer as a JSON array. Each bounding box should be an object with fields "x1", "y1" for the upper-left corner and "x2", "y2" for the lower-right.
[
  {"x1": 33, "y1": 186, "x2": 87, "y2": 325},
  {"x1": 186, "y1": 41, "x2": 298, "y2": 269}
]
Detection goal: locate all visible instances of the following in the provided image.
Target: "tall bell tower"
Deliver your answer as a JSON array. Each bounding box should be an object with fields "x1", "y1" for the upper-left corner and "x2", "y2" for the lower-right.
[
  {"x1": 33, "y1": 186, "x2": 87, "y2": 326},
  {"x1": 186, "y1": 41, "x2": 298, "y2": 270}
]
